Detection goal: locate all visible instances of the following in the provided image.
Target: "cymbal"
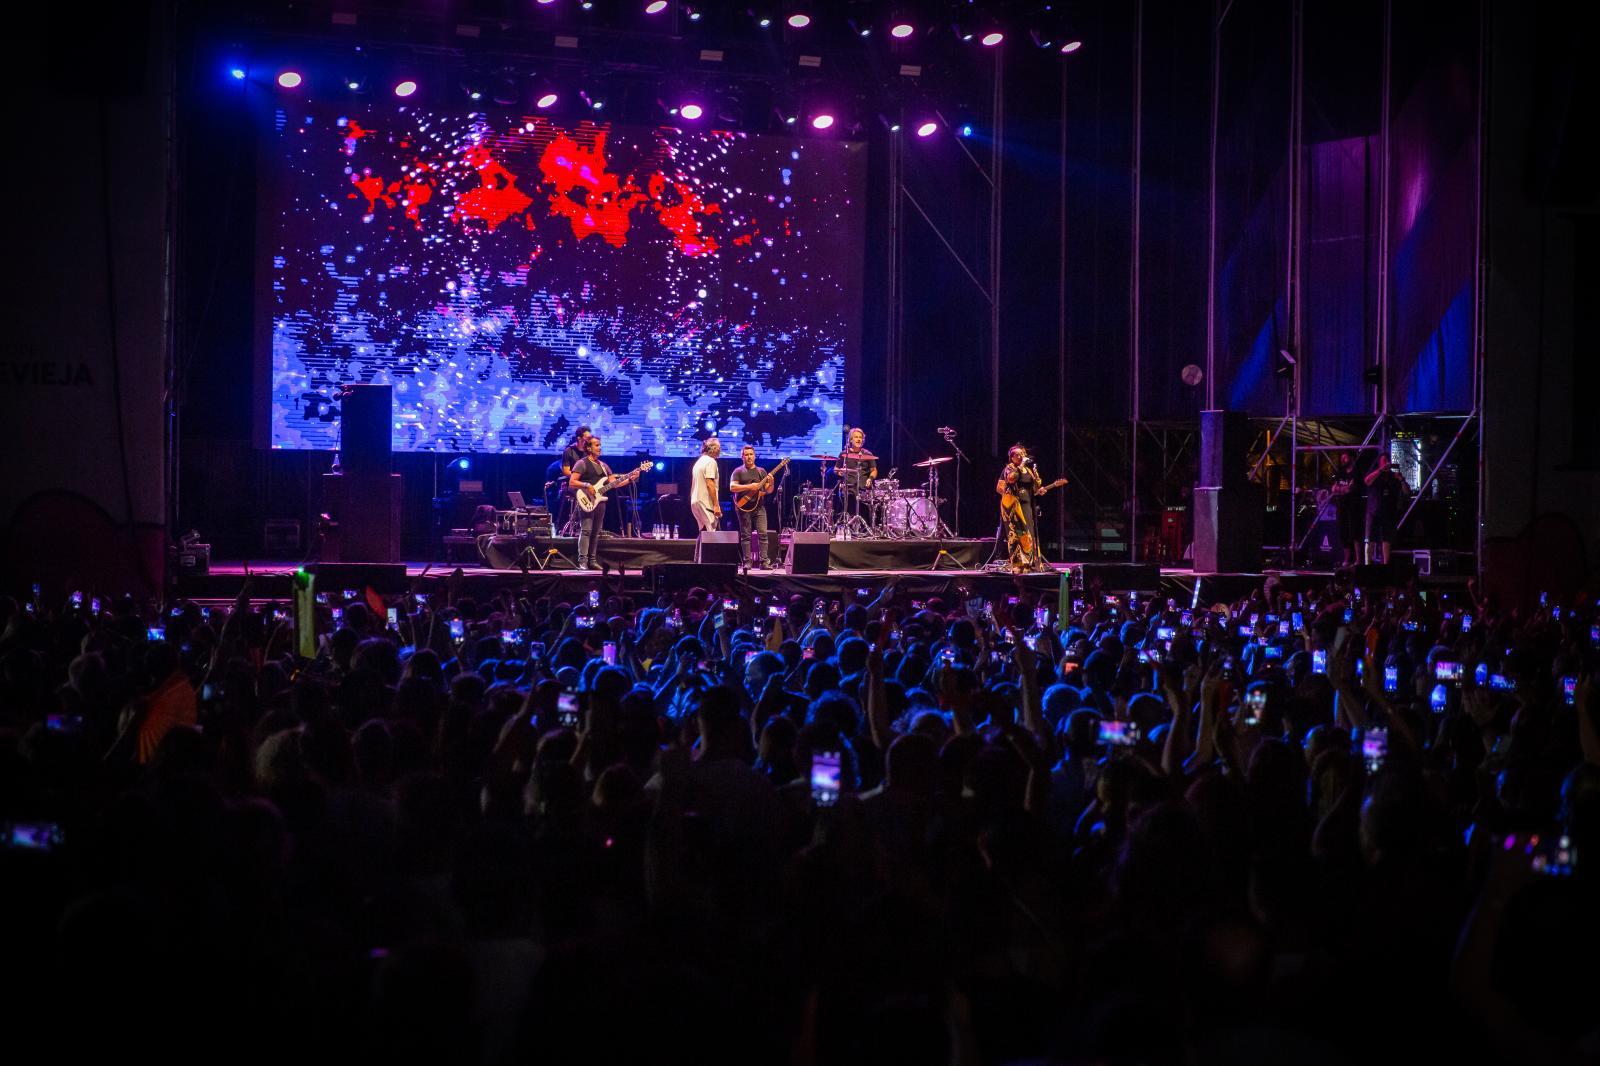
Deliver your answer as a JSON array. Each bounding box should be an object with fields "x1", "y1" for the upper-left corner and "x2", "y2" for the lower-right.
[
  {"x1": 810, "y1": 453, "x2": 837, "y2": 460},
  {"x1": 912, "y1": 456, "x2": 953, "y2": 468},
  {"x1": 839, "y1": 450, "x2": 878, "y2": 461}
]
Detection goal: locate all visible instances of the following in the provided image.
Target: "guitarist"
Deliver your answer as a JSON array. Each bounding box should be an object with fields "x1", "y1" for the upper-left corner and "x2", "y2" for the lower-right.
[
  {"x1": 996, "y1": 444, "x2": 1060, "y2": 573},
  {"x1": 729, "y1": 445, "x2": 780, "y2": 569},
  {"x1": 567, "y1": 434, "x2": 614, "y2": 571}
]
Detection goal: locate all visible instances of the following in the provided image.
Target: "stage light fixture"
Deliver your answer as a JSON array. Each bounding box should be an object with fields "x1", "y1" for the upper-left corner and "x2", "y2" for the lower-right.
[
  {"x1": 680, "y1": 102, "x2": 704, "y2": 120},
  {"x1": 394, "y1": 80, "x2": 418, "y2": 97},
  {"x1": 959, "y1": 124, "x2": 973, "y2": 137},
  {"x1": 645, "y1": 0, "x2": 668, "y2": 13},
  {"x1": 915, "y1": 120, "x2": 937, "y2": 137},
  {"x1": 536, "y1": 90, "x2": 559, "y2": 108},
  {"x1": 787, "y1": 11, "x2": 811, "y2": 29},
  {"x1": 1060, "y1": 39, "x2": 1083, "y2": 53},
  {"x1": 348, "y1": 80, "x2": 361, "y2": 91},
  {"x1": 655, "y1": 461, "x2": 667, "y2": 471},
  {"x1": 890, "y1": 20, "x2": 915, "y2": 38},
  {"x1": 230, "y1": 67, "x2": 246, "y2": 80},
  {"x1": 277, "y1": 70, "x2": 303, "y2": 89},
  {"x1": 687, "y1": 7, "x2": 702, "y2": 20},
  {"x1": 981, "y1": 30, "x2": 1004, "y2": 46},
  {"x1": 811, "y1": 112, "x2": 834, "y2": 130}
]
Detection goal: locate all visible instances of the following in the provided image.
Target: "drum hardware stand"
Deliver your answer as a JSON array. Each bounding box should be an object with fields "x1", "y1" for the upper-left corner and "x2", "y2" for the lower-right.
[
  {"x1": 924, "y1": 546, "x2": 960, "y2": 570},
  {"x1": 519, "y1": 539, "x2": 579, "y2": 572},
  {"x1": 925, "y1": 462, "x2": 956, "y2": 539}
]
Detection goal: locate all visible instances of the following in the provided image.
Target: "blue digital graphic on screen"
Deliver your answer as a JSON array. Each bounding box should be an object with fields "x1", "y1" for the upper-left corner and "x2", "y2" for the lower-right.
[{"x1": 264, "y1": 105, "x2": 864, "y2": 457}]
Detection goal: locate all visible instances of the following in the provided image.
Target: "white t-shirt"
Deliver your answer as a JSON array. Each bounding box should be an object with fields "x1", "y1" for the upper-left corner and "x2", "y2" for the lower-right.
[{"x1": 691, "y1": 454, "x2": 719, "y2": 513}]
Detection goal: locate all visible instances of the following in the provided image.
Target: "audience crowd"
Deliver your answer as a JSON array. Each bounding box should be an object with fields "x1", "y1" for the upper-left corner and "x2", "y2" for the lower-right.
[{"x1": 2, "y1": 570, "x2": 1597, "y2": 1065}]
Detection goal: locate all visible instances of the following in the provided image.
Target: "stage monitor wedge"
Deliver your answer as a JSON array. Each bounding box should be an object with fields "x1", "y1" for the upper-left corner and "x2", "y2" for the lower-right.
[
  {"x1": 694, "y1": 530, "x2": 743, "y2": 565},
  {"x1": 786, "y1": 532, "x2": 831, "y2": 575}
]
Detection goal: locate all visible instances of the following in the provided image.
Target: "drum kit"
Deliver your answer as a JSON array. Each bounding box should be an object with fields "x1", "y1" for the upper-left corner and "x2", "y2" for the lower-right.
[{"x1": 793, "y1": 452, "x2": 955, "y2": 540}]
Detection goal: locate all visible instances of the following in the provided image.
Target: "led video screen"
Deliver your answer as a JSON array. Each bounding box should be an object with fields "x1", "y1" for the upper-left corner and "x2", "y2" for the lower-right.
[{"x1": 262, "y1": 105, "x2": 864, "y2": 457}]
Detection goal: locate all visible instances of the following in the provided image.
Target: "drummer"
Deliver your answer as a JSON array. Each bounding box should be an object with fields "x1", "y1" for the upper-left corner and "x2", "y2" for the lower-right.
[{"x1": 834, "y1": 427, "x2": 878, "y2": 515}]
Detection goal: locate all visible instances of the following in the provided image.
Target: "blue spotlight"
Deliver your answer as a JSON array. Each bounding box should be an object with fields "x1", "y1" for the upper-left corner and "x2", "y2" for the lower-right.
[
  {"x1": 655, "y1": 461, "x2": 666, "y2": 472},
  {"x1": 960, "y1": 124, "x2": 974, "y2": 137},
  {"x1": 230, "y1": 67, "x2": 247, "y2": 81}
]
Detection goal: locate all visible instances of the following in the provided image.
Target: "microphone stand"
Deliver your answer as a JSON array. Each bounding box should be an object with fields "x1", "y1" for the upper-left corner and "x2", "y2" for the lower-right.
[{"x1": 939, "y1": 427, "x2": 968, "y2": 538}]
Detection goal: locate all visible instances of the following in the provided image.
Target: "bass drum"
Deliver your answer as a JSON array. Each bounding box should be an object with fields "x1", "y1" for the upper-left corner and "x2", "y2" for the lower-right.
[{"x1": 883, "y1": 491, "x2": 940, "y2": 537}]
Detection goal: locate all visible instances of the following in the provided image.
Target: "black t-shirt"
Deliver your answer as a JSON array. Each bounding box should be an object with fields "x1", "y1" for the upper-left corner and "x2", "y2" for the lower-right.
[
  {"x1": 562, "y1": 444, "x2": 585, "y2": 472},
  {"x1": 837, "y1": 448, "x2": 876, "y2": 489},
  {"x1": 731, "y1": 464, "x2": 768, "y2": 490},
  {"x1": 575, "y1": 456, "x2": 610, "y2": 485},
  {"x1": 1367, "y1": 469, "x2": 1404, "y2": 517}
]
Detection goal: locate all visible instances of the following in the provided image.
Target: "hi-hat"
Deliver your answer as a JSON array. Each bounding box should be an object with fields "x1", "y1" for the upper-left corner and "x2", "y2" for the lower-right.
[{"x1": 912, "y1": 456, "x2": 953, "y2": 468}]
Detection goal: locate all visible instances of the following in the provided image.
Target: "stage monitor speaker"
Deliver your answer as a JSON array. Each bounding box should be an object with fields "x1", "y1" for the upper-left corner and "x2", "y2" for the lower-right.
[
  {"x1": 1193, "y1": 484, "x2": 1264, "y2": 574},
  {"x1": 1199, "y1": 409, "x2": 1251, "y2": 490},
  {"x1": 1073, "y1": 562, "x2": 1160, "y2": 592},
  {"x1": 1342, "y1": 561, "x2": 1417, "y2": 587},
  {"x1": 646, "y1": 562, "x2": 738, "y2": 594},
  {"x1": 694, "y1": 530, "x2": 742, "y2": 565},
  {"x1": 785, "y1": 531, "x2": 831, "y2": 575},
  {"x1": 1305, "y1": 516, "x2": 1345, "y2": 567},
  {"x1": 308, "y1": 562, "x2": 408, "y2": 593},
  {"x1": 340, "y1": 384, "x2": 392, "y2": 474}
]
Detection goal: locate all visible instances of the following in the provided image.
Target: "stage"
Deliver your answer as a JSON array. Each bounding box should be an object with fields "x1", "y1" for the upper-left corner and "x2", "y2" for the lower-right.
[{"x1": 175, "y1": 532, "x2": 1365, "y2": 607}]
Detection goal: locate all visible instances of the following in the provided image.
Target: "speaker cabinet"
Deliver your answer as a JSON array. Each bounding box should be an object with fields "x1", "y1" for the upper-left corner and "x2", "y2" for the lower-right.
[
  {"x1": 785, "y1": 531, "x2": 831, "y2": 575},
  {"x1": 339, "y1": 384, "x2": 392, "y2": 474},
  {"x1": 321, "y1": 472, "x2": 403, "y2": 563},
  {"x1": 694, "y1": 530, "x2": 743, "y2": 565},
  {"x1": 646, "y1": 562, "x2": 739, "y2": 593},
  {"x1": 1199, "y1": 409, "x2": 1251, "y2": 490},
  {"x1": 1193, "y1": 484, "x2": 1263, "y2": 574}
]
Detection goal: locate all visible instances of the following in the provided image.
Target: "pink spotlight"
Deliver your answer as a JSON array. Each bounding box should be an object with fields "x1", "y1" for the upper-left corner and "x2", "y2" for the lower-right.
[
  {"x1": 394, "y1": 80, "x2": 418, "y2": 97},
  {"x1": 1060, "y1": 40, "x2": 1083, "y2": 54},
  {"x1": 915, "y1": 121, "x2": 937, "y2": 138},
  {"x1": 811, "y1": 113, "x2": 834, "y2": 130},
  {"x1": 277, "y1": 71, "x2": 303, "y2": 89},
  {"x1": 980, "y1": 31, "x2": 1004, "y2": 46},
  {"x1": 679, "y1": 103, "x2": 704, "y2": 120},
  {"x1": 536, "y1": 91, "x2": 559, "y2": 108},
  {"x1": 890, "y1": 22, "x2": 915, "y2": 38},
  {"x1": 644, "y1": 0, "x2": 668, "y2": 13},
  {"x1": 787, "y1": 13, "x2": 811, "y2": 28}
]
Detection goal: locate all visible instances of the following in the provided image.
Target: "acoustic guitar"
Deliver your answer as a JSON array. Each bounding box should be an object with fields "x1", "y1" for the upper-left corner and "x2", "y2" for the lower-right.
[
  {"x1": 575, "y1": 461, "x2": 653, "y2": 512},
  {"x1": 735, "y1": 457, "x2": 790, "y2": 513}
]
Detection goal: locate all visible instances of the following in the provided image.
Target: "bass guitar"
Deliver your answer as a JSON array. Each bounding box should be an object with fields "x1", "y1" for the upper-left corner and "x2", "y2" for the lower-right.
[
  {"x1": 735, "y1": 457, "x2": 790, "y2": 513},
  {"x1": 575, "y1": 461, "x2": 653, "y2": 512}
]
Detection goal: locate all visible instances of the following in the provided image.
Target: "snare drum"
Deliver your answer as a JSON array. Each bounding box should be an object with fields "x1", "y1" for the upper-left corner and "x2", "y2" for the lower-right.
[
  {"x1": 883, "y1": 491, "x2": 939, "y2": 537},
  {"x1": 798, "y1": 487, "x2": 833, "y2": 530}
]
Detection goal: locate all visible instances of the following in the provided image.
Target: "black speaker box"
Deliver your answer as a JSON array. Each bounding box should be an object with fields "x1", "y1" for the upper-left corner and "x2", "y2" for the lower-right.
[
  {"x1": 1199, "y1": 409, "x2": 1251, "y2": 490},
  {"x1": 1073, "y1": 562, "x2": 1161, "y2": 592},
  {"x1": 339, "y1": 384, "x2": 392, "y2": 474},
  {"x1": 1341, "y1": 561, "x2": 1417, "y2": 587},
  {"x1": 1193, "y1": 484, "x2": 1264, "y2": 573},
  {"x1": 322, "y1": 472, "x2": 403, "y2": 563},
  {"x1": 308, "y1": 562, "x2": 408, "y2": 593},
  {"x1": 785, "y1": 532, "x2": 832, "y2": 575},
  {"x1": 694, "y1": 530, "x2": 743, "y2": 565},
  {"x1": 646, "y1": 562, "x2": 739, "y2": 594}
]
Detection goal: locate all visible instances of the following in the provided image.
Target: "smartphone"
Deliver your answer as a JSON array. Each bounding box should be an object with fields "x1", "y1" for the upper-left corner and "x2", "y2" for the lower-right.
[
  {"x1": 1434, "y1": 661, "x2": 1463, "y2": 683},
  {"x1": 744, "y1": 650, "x2": 758, "y2": 666},
  {"x1": 1474, "y1": 662, "x2": 1489, "y2": 685},
  {"x1": 387, "y1": 606, "x2": 399, "y2": 628},
  {"x1": 1264, "y1": 644, "x2": 1283, "y2": 661},
  {"x1": 501, "y1": 628, "x2": 524, "y2": 646},
  {"x1": 557, "y1": 692, "x2": 580, "y2": 728},
  {"x1": 1462, "y1": 613, "x2": 1473, "y2": 633},
  {"x1": 1563, "y1": 676, "x2": 1577, "y2": 706},
  {"x1": 1238, "y1": 625, "x2": 1253, "y2": 639},
  {"x1": 1343, "y1": 609, "x2": 1353, "y2": 624},
  {"x1": 574, "y1": 616, "x2": 595, "y2": 630},
  {"x1": 810, "y1": 751, "x2": 842, "y2": 807},
  {"x1": 1362, "y1": 728, "x2": 1388, "y2": 773},
  {"x1": 1402, "y1": 620, "x2": 1420, "y2": 632},
  {"x1": 7, "y1": 822, "x2": 64, "y2": 851},
  {"x1": 724, "y1": 598, "x2": 740, "y2": 612},
  {"x1": 46, "y1": 713, "x2": 84, "y2": 733},
  {"x1": 1137, "y1": 649, "x2": 1151, "y2": 664},
  {"x1": 1128, "y1": 592, "x2": 1139, "y2": 610},
  {"x1": 1180, "y1": 611, "x2": 1193, "y2": 627},
  {"x1": 92, "y1": 597, "x2": 103, "y2": 615},
  {"x1": 1035, "y1": 607, "x2": 1050, "y2": 629},
  {"x1": 343, "y1": 589, "x2": 360, "y2": 601},
  {"x1": 1098, "y1": 720, "x2": 1139, "y2": 747},
  {"x1": 911, "y1": 600, "x2": 925, "y2": 610},
  {"x1": 602, "y1": 642, "x2": 617, "y2": 666},
  {"x1": 199, "y1": 606, "x2": 208, "y2": 620},
  {"x1": 667, "y1": 609, "x2": 683, "y2": 628},
  {"x1": 803, "y1": 647, "x2": 816, "y2": 662},
  {"x1": 1024, "y1": 633, "x2": 1040, "y2": 651},
  {"x1": 1291, "y1": 611, "x2": 1303, "y2": 631},
  {"x1": 31, "y1": 583, "x2": 40, "y2": 598},
  {"x1": 1489, "y1": 674, "x2": 1516, "y2": 691},
  {"x1": 147, "y1": 625, "x2": 165, "y2": 641},
  {"x1": 449, "y1": 618, "x2": 465, "y2": 641},
  {"x1": 1356, "y1": 658, "x2": 1365, "y2": 679},
  {"x1": 529, "y1": 642, "x2": 546, "y2": 660},
  {"x1": 414, "y1": 593, "x2": 428, "y2": 605},
  {"x1": 70, "y1": 591, "x2": 84, "y2": 607},
  {"x1": 1540, "y1": 592, "x2": 1549, "y2": 608},
  {"x1": 1244, "y1": 688, "x2": 1267, "y2": 726},
  {"x1": 939, "y1": 647, "x2": 956, "y2": 667},
  {"x1": 1590, "y1": 624, "x2": 1599, "y2": 645},
  {"x1": 332, "y1": 607, "x2": 344, "y2": 624},
  {"x1": 1221, "y1": 657, "x2": 1235, "y2": 682},
  {"x1": 762, "y1": 604, "x2": 784, "y2": 620},
  {"x1": 1383, "y1": 665, "x2": 1398, "y2": 693},
  {"x1": 1155, "y1": 626, "x2": 1175, "y2": 641},
  {"x1": 200, "y1": 683, "x2": 217, "y2": 702},
  {"x1": 1250, "y1": 613, "x2": 1260, "y2": 625},
  {"x1": 1430, "y1": 683, "x2": 1449, "y2": 713}
]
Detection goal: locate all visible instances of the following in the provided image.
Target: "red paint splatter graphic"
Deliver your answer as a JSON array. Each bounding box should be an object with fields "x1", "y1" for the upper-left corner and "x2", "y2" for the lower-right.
[
  {"x1": 349, "y1": 173, "x2": 394, "y2": 212},
  {"x1": 454, "y1": 144, "x2": 534, "y2": 232},
  {"x1": 648, "y1": 174, "x2": 722, "y2": 258},
  {"x1": 539, "y1": 129, "x2": 642, "y2": 247},
  {"x1": 342, "y1": 120, "x2": 373, "y2": 156}
]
